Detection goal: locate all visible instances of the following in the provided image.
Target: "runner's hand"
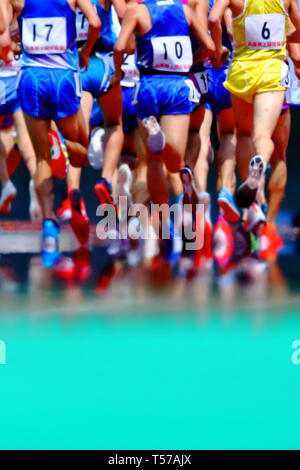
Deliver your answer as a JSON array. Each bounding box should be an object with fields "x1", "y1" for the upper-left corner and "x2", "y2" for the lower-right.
[
  {"x1": 211, "y1": 46, "x2": 230, "y2": 70},
  {"x1": 78, "y1": 47, "x2": 90, "y2": 70},
  {"x1": 110, "y1": 73, "x2": 122, "y2": 87},
  {"x1": 0, "y1": 30, "x2": 13, "y2": 64}
]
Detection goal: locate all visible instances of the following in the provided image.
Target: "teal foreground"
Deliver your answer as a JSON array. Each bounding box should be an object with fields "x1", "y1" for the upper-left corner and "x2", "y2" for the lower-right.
[{"x1": 0, "y1": 297, "x2": 300, "y2": 450}]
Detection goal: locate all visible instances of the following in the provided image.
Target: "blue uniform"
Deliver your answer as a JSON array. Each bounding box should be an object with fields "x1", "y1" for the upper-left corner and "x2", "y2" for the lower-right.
[
  {"x1": 0, "y1": 58, "x2": 22, "y2": 115},
  {"x1": 205, "y1": 0, "x2": 233, "y2": 115},
  {"x1": 135, "y1": 0, "x2": 198, "y2": 120},
  {"x1": 18, "y1": 0, "x2": 81, "y2": 120},
  {"x1": 79, "y1": 1, "x2": 116, "y2": 97}
]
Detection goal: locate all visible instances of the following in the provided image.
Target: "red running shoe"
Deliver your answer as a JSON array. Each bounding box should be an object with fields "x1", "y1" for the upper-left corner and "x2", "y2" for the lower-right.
[
  {"x1": 259, "y1": 223, "x2": 283, "y2": 260},
  {"x1": 195, "y1": 218, "x2": 213, "y2": 269},
  {"x1": 213, "y1": 215, "x2": 234, "y2": 267},
  {"x1": 57, "y1": 196, "x2": 72, "y2": 223},
  {"x1": 94, "y1": 177, "x2": 118, "y2": 213},
  {"x1": 48, "y1": 130, "x2": 69, "y2": 179},
  {"x1": 69, "y1": 189, "x2": 90, "y2": 245}
]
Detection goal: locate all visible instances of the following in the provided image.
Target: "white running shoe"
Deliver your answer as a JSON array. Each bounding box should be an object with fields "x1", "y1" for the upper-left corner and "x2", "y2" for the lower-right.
[
  {"x1": 245, "y1": 202, "x2": 266, "y2": 234},
  {"x1": 0, "y1": 180, "x2": 17, "y2": 214},
  {"x1": 88, "y1": 127, "x2": 105, "y2": 170},
  {"x1": 29, "y1": 179, "x2": 42, "y2": 222},
  {"x1": 236, "y1": 155, "x2": 266, "y2": 208},
  {"x1": 115, "y1": 163, "x2": 133, "y2": 203},
  {"x1": 142, "y1": 116, "x2": 166, "y2": 154}
]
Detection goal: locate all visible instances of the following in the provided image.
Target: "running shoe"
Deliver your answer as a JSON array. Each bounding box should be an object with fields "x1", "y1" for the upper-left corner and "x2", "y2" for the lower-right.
[
  {"x1": 48, "y1": 130, "x2": 69, "y2": 180},
  {"x1": 96, "y1": 264, "x2": 116, "y2": 295},
  {"x1": 114, "y1": 164, "x2": 133, "y2": 222},
  {"x1": 218, "y1": 187, "x2": 241, "y2": 223},
  {"x1": 0, "y1": 180, "x2": 17, "y2": 214},
  {"x1": 69, "y1": 189, "x2": 90, "y2": 245},
  {"x1": 236, "y1": 155, "x2": 266, "y2": 208},
  {"x1": 259, "y1": 223, "x2": 283, "y2": 260},
  {"x1": 42, "y1": 219, "x2": 61, "y2": 268},
  {"x1": 180, "y1": 165, "x2": 200, "y2": 231},
  {"x1": 213, "y1": 215, "x2": 234, "y2": 267},
  {"x1": 88, "y1": 127, "x2": 105, "y2": 170},
  {"x1": 94, "y1": 177, "x2": 116, "y2": 208},
  {"x1": 160, "y1": 220, "x2": 182, "y2": 264},
  {"x1": 194, "y1": 218, "x2": 213, "y2": 269},
  {"x1": 57, "y1": 195, "x2": 72, "y2": 223},
  {"x1": 115, "y1": 163, "x2": 133, "y2": 202},
  {"x1": 244, "y1": 202, "x2": 266, "y2": 234},
  {"x1": 142, "y1": 116, "x2": 166, "y2": 154}
]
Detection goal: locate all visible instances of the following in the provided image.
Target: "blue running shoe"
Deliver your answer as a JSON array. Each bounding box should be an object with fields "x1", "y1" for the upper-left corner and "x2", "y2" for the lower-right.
[
  {"x1": 160, "y1": 220, "x2": 182, "y2": 265},
  {"x1": 218, "y1": 188, "x2": 240, "y2": 223},
  {"x1": 42, "y1": 219, "x2": 61, "y2": 268}
]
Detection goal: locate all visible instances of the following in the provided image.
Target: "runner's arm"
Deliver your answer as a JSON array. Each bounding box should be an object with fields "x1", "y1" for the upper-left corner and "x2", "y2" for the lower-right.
[
  {"x1": 187, "y1": 3, "x2": 215, "y2": 59},
  {"x1": 287, "y1": 0, "x2": 300, "y2": 42},
  {"x1": 111, "y1": 0, "x2": 127, "y2": 20},
  {"x1": 113, "y1": 5, "x2": 138, "y2": 81},
  {"x1": 77, "y1": 0, "x2": 101, "y2": 62},
  {"x1": 0, "y1": 0, "x2": 13, "y2": 63},
  {"x1": 209, "y1": 0, "x2": 230, "y2": 67}
]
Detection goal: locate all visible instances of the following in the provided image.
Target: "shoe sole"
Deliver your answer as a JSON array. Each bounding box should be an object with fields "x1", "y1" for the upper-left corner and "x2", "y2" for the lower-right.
[
  {"x1": 0, "y1": 192, "x2": 17, "y2": 214},
  {"x1": 218, "y1": 197, "x2": 241, "y2": 223},
  {"x1": 143, "y1": 117, "x2": 166, "y2": 154},
  {"x1": 236, "y1": 157, "x2": 266, "y2": 209}
]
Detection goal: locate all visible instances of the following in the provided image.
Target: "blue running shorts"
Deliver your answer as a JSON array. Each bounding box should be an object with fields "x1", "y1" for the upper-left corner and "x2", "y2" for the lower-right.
[
  {"x1": 18, "y1": 67, "x2": 81, "y2": 120},
  {"x1": 81, "y1": 52, "x2": 114, "y2": 98},
  {"x1": 90, "y1": 98, "x2": 104, "y2": 127},
  {"x1": 205, "y1": 67, "x2": 232, "y2": 116},
  {"x1": 135, "y1": 74, "x2": 199, "y2": 120},
  {"x1": 122, "y1": 86, "x2": 138, "y2": 134},
  {"x1": 0, "y1": 75, "x2": 21, "y2": 115}
]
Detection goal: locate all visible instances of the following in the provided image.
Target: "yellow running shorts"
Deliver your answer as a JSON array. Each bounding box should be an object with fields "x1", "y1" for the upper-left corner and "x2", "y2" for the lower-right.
[{"x1": 224, "y1": 58, "x2": 289, "y2": 104}]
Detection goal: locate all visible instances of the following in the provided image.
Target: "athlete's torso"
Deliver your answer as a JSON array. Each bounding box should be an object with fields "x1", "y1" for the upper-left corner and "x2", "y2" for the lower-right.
[
  {"x1": 18, "y1": 0, "x2": 79, "y2": 70},
  {"x1": 232, "y1": 0, "x2": 289, "y2": 61},
  {"x1": 76, "y1": 0, "x2": 116, "y2": 53},
  {"x1": 136, "y1": 0, "x2": 193, "y2": 75}
]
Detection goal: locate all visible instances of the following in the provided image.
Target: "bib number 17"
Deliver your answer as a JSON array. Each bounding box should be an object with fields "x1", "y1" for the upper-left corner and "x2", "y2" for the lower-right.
[{"x1": 22, "y1": 16, "x2": 67, "y2": 54}]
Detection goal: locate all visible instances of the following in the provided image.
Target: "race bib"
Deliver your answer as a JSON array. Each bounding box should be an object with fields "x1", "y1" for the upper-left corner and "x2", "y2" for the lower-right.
[
  {"x1": 0, "y1": 80, "x2": 6, "y2": 105},
  {"x1": 22, "y1": 17, "x2": 67, "y2": 54},
  {"x1": 185, "y1": 79, "x2": 200, "y2": 104},
  {"x1": 76, "y1": 8, "x2": 89, "y2": 41},
  {"x1": 121, "y1": 54, "x2": 139, "y2": 86},
  {"x1": 151, "y1": 36, "x2": 193, "y2": 72},
  {"x1": 76, "y1": 6, "x2": 97, "y2": 41},
  {"x1": 245, "y1": 13, "x2": 285, "y2": 50},
  {"x1": 286, "y1": 58, "x2": 300, "y2": 105},
  {"x1": 193, "y1": 71, "x2": 209, "y2": 95}
]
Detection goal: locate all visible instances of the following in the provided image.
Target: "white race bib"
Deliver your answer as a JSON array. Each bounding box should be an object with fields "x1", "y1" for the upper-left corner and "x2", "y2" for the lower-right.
[
  {"x1": 121, "y1": 54, "x2": 139, "y2": 87},
  {"x1": 22, "y1": 17, "x2": 67, "y2": 54},
  {"x1": 151, "y1": 36, "x2": 192, "y2": 72},
  {"x1": 76, "y1": 6, "x2": 97, "y2": 41},
  {"x1": 185, "y1": 79, "x2": 200, "y2": 104},
  {"x1": 245, "y1": 13, "x2": 285, "y2": 50},
  {"x1": 76, "y1": 8, "x2": 89, "y2": 41},
  {"x1": 0, "y1": 80, "x2": 6, "y2": 105},
  {"x1": 193, "y1": 71, "x2": 209, "y2": 95}
]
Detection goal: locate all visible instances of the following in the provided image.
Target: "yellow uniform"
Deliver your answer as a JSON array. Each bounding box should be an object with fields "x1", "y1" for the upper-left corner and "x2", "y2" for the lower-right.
[{"x1": 224, "y1": 0, "x2": 289, "y2": 103}]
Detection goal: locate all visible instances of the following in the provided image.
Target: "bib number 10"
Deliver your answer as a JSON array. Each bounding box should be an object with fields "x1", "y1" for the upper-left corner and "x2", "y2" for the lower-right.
[
  {"x1": 22, "y1": 17, "x2": 67, "y2": 54},
  {"x1": 163, "y1": 41, "x2": 184, "y2": 60},
  {"x1": 151, "y1": 35, "x2": 193, "y2": 72}
]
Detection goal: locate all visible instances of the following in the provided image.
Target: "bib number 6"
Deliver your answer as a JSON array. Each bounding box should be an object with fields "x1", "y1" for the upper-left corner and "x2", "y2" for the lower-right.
[{"x1": 261, "y1": 22, "x2": 270, "y2": 41}]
